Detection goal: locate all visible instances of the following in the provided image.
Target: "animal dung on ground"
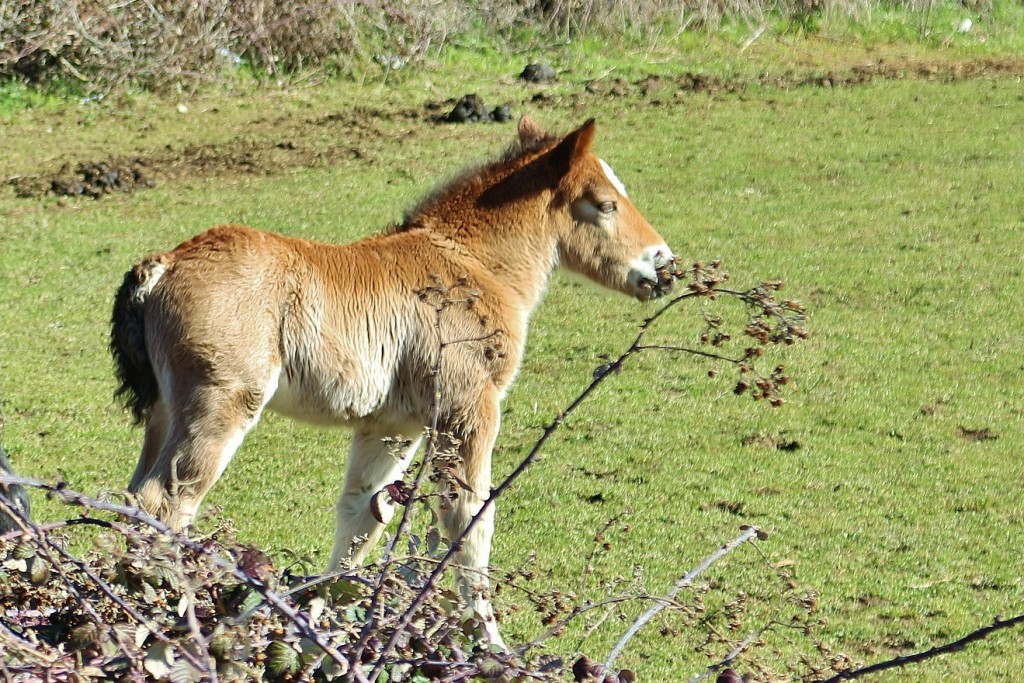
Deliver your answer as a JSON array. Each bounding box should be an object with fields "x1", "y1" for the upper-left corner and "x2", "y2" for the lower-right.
[
  {"x1": 10, "y1": 160, "x2": 155, "y2": 199},
  {"x1": 520, "y1": 62, "x2": 557, "y2": 83},
  {"x1": 435, "y1": 94, "x2": 512, "y2": 123}
]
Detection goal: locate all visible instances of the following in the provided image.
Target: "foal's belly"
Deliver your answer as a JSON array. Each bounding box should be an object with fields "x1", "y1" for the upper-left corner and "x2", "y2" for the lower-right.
[{"x1": 264, "y1": 366, "x2": 412, "y2": 427}]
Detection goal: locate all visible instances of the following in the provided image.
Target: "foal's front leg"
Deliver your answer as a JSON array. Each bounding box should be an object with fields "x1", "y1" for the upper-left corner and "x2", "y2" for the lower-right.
[
  {"x1": 328, "y1": 428, "x2": 421, "y2": 570},
  {"x1": 438, "y1": 396, "x2": 505, "y2": 647}
]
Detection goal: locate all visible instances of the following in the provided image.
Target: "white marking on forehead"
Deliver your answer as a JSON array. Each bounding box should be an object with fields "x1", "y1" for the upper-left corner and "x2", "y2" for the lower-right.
[{"x1": 599, "y1": 158, "x2": 628, "y2": 197}]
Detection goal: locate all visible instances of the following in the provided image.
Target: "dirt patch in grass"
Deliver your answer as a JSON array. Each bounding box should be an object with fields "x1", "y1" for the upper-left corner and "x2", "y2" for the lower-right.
[
  {"x1": 9, "y1": 159, "x2": 157, "y2": 199},
  {"x1": 6, "y1": 105, "x2": 421, "y2": 199},
  {"x1": 7, "y1": 55, "x2": 1023, "y2": 200},
  {"x1": 576, "y1": 56, "x2": 1024, "y2": 101},
  {"x1": 700, "y1": 499, "x2": 747, "y2": 515},
  {"x1": 7, "y1": 95, "x2": 502, "y2": 200},
  {"x1": 741, "y1": 431, "x2": 801, "y2": 451},
  {"x1": 957, "y1": 426, "x2": 997, "y2": 442},
  {"x1": 9, "y1": 140, "x2": 356, "y2": 199}
]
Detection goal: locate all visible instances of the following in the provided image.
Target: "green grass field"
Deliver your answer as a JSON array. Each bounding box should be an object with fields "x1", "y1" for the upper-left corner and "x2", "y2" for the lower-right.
[{"x1": 1, "y1": 38, "x2": 1022, "y2": 680}]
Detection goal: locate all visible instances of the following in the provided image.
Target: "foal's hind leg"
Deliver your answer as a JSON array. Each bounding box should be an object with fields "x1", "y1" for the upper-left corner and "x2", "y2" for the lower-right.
[
  {"x1": 327, "y1": 427, "x2": 422, "y2": 571},
  {"x1": 437, "y1": 393, "x2": 504, "y2": 646},
  {"x1": 130, "y1": 385, "x2": 268, "y2": 530},
  {"x1": 128, "y1": 399, "x2": 169, "y2": 492}
]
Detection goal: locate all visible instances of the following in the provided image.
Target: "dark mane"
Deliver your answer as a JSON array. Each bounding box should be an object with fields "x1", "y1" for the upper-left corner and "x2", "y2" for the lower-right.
[{"x1": 386, "y1": 130, "x2": 559, "y2": 235}]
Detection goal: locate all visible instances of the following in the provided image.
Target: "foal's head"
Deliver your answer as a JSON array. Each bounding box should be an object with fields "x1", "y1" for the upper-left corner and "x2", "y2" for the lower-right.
[{"x1": 528, "y1": 117, "x2": 677, "y2": 300}]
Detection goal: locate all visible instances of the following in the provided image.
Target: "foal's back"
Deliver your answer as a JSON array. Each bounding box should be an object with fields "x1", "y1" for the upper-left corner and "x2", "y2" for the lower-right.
[{"x1": 140, "y1": 224, "x2": 512, "y2": 430}]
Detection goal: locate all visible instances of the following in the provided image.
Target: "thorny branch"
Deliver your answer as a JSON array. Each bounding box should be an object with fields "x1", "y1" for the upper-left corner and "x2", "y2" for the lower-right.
[
  {"x1": 352, "y1": 279, "x2": 482, "y2": 669},
  {"x1": 0, "y1": 473, "x2": 351, "y2": 675},
  {"x1": 370, "y1": 263, "x2": 807, "y2": 677},
  {"x1": 604, "y1": 525, "x2": 765, "y2": 671},
  {"x1": 685, "y1": 627, "x2": 773, "y2": 683},
  {"x1": 815, "y1": 614, "x2": 1024, "y2": 683},
  {"x1": 1, "y1": 261, "x2": 816, "y2": 681},
  {"x1": 0, "y1": 257, "x2": 1017, "y2": 680}
]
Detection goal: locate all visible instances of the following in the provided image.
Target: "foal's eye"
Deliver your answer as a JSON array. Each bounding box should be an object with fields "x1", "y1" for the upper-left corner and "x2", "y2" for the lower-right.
[{"x1": 597, "y1": 201, "x2": 617, "y2": 215}]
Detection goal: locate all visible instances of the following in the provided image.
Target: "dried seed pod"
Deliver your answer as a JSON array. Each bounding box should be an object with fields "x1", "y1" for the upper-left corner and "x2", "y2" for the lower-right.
[{"x1": 370, "y1": 490, "x2": 395, "y2": 524}]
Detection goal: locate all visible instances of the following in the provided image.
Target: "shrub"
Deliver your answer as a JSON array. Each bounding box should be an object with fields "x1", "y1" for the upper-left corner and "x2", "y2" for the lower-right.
[
  {"x1": 0, "y1": 0, "x2": 977, "y2": 95},
  {"x1": 0, "y1": 264, "x2": 816, "y2": 681}
]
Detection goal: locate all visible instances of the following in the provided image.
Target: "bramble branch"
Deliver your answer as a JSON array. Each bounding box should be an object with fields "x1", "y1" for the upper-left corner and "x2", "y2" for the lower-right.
[
  {"x1": 816, "y1": 614, "x2": 1024, "y2": 683},
  {"x1": 604, "y1": 525, "x2": 765, "y2": 671},
  {"x1": 0, "y1": 473, "x2": 351, "y2": 673},
  {"x1": 1, "y1": 261, "x2": 811, "y2": 681}
]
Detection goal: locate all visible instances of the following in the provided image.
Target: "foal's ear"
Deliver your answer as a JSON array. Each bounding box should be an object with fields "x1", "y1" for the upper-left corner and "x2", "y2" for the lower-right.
[
  {"x1": 549, "y1": 118, "x2": 597, "y2": 177},
  {"x1": 517, "y1": 116, "x2": 548, "y2": 148}
]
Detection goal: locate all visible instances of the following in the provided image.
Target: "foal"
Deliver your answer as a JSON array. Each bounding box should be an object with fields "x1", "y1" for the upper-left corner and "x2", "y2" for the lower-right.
[{"x1": 111, "y1": 116, "x2": 676, "y2": 644}]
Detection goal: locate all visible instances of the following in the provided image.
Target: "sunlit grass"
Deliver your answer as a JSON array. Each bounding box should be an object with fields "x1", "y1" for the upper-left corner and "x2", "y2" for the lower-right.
[{"x1": 1, "y1": 49, "x2": 1022, "y2": 679}]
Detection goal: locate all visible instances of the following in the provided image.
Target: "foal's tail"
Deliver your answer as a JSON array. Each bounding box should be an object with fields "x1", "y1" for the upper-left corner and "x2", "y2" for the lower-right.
[{"x1": 110, "y1": 260, "x2": 165, "y2": 425}]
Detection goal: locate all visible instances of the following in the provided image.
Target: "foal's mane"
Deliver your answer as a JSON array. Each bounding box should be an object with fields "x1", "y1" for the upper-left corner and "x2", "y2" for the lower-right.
[{"x1": 387, "y1": 130, "x2": 559, "y2": 234}]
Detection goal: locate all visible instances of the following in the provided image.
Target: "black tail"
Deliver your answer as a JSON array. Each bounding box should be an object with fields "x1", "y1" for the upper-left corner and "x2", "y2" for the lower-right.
[{"x1": 110, "y1": 263, "x2": 160, "y2": 425}]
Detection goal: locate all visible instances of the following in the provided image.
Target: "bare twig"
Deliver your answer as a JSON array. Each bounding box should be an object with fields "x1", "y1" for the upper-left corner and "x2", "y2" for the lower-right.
[
  {"x1": 368, "y1": 291, "x2": 705, "y2": 678},
  {"x1": 740, "y1": 25, "x2": 767, "y2": 52},
  {"x1": 604, "y1": 525, "x2": 763, "y2": 671},
  {"x1": 686, "y1": 626, "x2": 771, "y2": 682},
  {"x1": 1, "y1": 264, "x2": 809, "y2": 680},
  {"x1": 0, "y1": 474, "x2": 351, "y2": 672},
  {"x1": 816, "y1": 614, "x2": 1024, "y2": 683},
  {"x1": 370, "y1": 269, "x2": 806, "y2": 676},
  {"x1": 519, "y1": 594, "x2": 651, "y2": 654},
  {"x1": 352, "y1": 282, "x2": 486, "y2": 668}
]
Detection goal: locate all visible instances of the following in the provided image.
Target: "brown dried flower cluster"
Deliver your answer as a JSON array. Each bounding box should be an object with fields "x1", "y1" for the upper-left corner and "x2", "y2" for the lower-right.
[{"x1": 634, "y1": 260, "x2": 809, "y2": 408}]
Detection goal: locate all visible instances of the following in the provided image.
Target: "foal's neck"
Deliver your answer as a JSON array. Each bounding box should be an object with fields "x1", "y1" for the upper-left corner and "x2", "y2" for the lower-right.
[{"x1": 431, "y1": 199, "x2": 560, "y2": 315}]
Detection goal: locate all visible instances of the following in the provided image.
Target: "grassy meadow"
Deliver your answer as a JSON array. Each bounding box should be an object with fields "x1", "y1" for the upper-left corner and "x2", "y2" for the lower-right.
[{"x1": 1, "y1": 37, "x2": 1023, "y2": 680}]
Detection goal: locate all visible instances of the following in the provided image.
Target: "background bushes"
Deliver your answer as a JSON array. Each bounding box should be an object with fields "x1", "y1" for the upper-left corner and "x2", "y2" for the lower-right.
[{"x1": 0, "y1": 0, "x2": 990, "y2": 95}]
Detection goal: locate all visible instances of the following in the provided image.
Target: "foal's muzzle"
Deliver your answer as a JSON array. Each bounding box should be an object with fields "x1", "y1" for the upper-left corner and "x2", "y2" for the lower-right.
[{"x1": 630, "y1": 246, "x2": 679, "y2": 300}]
